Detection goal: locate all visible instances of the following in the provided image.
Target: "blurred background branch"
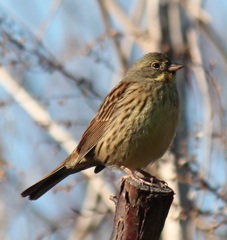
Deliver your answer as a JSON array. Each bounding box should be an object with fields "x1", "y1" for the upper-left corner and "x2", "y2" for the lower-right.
[{"x1": 0, "y1": 0, "x2": 227, "y2": 239}]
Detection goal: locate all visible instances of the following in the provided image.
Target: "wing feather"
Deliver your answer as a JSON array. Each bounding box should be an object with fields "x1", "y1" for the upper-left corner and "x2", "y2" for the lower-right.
[{"x1": 76, "y1": 82, "x2": 130, "y2": 161}]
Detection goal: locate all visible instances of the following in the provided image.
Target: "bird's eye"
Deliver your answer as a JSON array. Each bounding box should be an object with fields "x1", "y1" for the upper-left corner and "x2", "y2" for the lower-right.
[{"x1": 152, "y1": 62, "x2": 160, "y2": 69}]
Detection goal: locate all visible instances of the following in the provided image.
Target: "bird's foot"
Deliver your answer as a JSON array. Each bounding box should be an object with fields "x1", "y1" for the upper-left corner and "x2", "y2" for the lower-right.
[{"x1": 121, "y1": 166, "x2": 168, "y2": 188}]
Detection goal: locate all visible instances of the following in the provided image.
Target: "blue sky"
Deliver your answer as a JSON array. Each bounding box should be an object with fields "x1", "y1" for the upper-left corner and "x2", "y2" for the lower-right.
[{"x1": 0, "y1": 1, "x2": 227, "y2": 239}]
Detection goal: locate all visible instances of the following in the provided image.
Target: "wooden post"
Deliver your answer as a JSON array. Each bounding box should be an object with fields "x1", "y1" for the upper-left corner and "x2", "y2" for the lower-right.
[{"x1": 111, "y1": 176, "x2": 174, "y2": 240}]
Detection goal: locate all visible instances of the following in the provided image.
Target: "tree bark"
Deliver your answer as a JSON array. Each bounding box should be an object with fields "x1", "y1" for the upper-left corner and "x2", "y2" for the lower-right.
[{"x1": 111, "y1": 176, "x2": 174, "y2": 240}]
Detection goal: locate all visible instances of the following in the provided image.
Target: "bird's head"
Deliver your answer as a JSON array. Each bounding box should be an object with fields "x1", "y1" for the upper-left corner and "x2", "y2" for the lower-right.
[{"x1": 126, "y1": 52, "x2": 184, "y2": 83}]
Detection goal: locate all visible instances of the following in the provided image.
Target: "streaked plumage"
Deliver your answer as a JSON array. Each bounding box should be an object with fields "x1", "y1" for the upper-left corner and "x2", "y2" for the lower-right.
[{"x1": 21, "y1": 52, "x2": 183, "y2": 200}]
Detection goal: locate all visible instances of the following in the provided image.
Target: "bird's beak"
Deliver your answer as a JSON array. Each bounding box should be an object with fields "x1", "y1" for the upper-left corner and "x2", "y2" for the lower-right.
[{"x1": 168, "y1": 63, "x2": 184, "y2": 72}]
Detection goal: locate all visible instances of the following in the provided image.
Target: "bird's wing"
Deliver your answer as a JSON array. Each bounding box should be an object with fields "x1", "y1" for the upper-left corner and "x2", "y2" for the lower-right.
[{"x1": 76, "y1": 81, "x2": 130, "y2": 162}]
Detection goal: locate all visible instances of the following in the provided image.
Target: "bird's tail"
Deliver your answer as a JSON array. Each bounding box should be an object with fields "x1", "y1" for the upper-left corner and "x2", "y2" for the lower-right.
[{"x1": 21, "y1": 161, "x2": 95, "y2": 200}]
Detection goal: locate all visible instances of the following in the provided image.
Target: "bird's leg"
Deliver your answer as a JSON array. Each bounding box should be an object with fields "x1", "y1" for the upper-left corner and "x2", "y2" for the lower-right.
[
  {"x1": 136, "y1": 169, "x2": 168, "y2": 187},
  {"x1": 121, "y1": 166, "x2": 154, "y2": 186},
  {"x1": 120, "y1": 166, "x2": 140, "y2": 181},
  {"x1": 121, "y1": 166, "x2": 168, "y2": 188},
  {"x1": 135, "y1": 169, "x2": 159, "y2": 186}
]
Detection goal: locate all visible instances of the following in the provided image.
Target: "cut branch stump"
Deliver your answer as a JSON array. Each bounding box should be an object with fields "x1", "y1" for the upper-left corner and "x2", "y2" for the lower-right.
[{"x1": 111, "y1": 176, "x2": 174, "y2": 240}]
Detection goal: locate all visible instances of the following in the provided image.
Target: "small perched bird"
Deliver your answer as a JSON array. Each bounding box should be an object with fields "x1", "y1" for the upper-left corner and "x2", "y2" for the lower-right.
[{"x1": 21, "y1": 52, "x2": 183, "y2": 200}]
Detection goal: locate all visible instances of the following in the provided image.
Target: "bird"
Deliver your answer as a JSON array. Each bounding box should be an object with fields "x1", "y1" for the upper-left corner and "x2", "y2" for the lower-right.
[{"x1": 21, "y1": 52, "x2": 183, "y2": 200}]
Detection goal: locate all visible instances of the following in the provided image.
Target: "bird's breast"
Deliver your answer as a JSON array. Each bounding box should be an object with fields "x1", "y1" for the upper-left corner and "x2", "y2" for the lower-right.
[
  {"x1": 95, "y1": 83, "x2": 179, "y2": 170},
  {"x1": 122, "y1": 84, "x2": 179, "y2": 169}
]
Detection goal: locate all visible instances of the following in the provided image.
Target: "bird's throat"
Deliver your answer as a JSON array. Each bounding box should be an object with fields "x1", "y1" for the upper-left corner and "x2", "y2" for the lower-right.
[{"x1": 154, "y1": 72, "x2": 175, "y2": 82}]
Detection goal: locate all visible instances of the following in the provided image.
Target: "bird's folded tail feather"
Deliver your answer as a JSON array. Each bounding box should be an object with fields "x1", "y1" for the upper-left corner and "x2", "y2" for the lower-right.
[{"x1": 21, "y1": 161, "x2": 95, "y2": 200}]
